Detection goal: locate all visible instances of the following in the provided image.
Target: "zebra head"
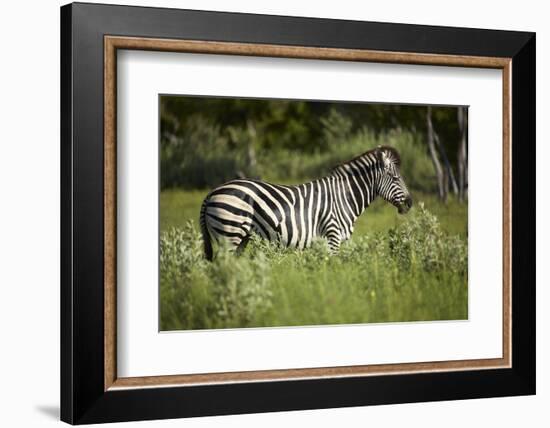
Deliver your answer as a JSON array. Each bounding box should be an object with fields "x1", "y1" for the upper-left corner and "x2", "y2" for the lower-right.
[{"x1": 376, "y1": 146, "x2": 413, "y2": 214}]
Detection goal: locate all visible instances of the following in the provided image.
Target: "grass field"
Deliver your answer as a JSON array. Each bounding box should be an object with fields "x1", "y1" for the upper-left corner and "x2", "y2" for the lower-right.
[{"x1": 160, "y1": 189, "x2": 468, "y2": 331}]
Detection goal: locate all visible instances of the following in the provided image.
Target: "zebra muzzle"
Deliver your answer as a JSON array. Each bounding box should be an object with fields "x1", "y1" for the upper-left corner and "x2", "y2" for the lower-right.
[{"x1": 398, "y1": 196, "x2": 413, "y2": 214}]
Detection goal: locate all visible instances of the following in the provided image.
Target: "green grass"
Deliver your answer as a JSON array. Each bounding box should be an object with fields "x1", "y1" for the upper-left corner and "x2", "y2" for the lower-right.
[
  {"x1": 160, "y1": 199, "x2": 468, "y2": 331},
  {"x1": 160, "y1": 188, "x2": 468, "y2": 238}
]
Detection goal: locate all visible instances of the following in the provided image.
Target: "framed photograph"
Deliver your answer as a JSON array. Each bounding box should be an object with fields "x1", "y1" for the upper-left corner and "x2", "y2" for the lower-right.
[{"x1": 60, "y1": 2, "x2": 535, "y2": 424}]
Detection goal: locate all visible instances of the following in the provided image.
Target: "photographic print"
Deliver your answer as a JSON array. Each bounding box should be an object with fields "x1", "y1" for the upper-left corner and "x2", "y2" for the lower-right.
[{"x1": 159, "y1": 95, "x2": 468, "y2": 331}]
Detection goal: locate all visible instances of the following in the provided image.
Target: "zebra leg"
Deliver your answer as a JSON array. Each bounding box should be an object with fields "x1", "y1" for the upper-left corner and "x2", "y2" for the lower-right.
[
  {"x1": 202, "y1": 205, "x2": 252, "y2": 257},
  {"x1": 323, "y1": 218, "x2": 342, "y2": 254},
  {"x1": 327, "y1": 236, "x2": 341, "y2": 254},
  {"x1": 199, "y1": 198, "x2": 214, "y2": 261},
  {"x1": 235, "y1": 233, "x2": 252, "y2": 256}
]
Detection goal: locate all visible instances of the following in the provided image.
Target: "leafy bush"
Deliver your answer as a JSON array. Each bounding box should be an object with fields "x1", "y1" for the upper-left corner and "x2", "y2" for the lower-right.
[
  {"x1": 320, "y1": 108, "x2": 353, "y2": 147},
  {"x1": 257, "y1": 127, "x2": 434, "y2": 190},
  {"x1": 387, "y1": 202, "x2": 467, "y2": 274},
  {"x1": 159, "y1": 222, "x2": 209, "y2": 329},
  {"x1": 207, "y1": 243, "x2": 273, "y2": 327},
  {"x1": 161, "y1": 104, "x2": 437, "y2": 191},
  {"x1": 160, "y1": 206, "x2": 467, "y2": 330},
  {"x1": 160, "y1": 116, "x2": 254, "y2": 189}
]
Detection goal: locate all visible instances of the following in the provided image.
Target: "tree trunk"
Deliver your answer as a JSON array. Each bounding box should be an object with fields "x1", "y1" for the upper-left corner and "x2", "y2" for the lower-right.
[
  {"x1": 426, "y1": 106, "x2": 446, "y2": 201},
  {"x1": 433, "y1": 130, "x2": 459, "y2": 196},
  {"x1": 246, "y1": 120, "x2": 258, "y2": 177},
  {"x1": 457, "y1": 107, "x2": 468, "y2": 202}
]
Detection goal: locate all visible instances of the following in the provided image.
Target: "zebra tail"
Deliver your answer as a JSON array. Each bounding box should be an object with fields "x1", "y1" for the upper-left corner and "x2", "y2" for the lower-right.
[{"x1": 199, "y1": 198, "x2": 213, "y2": 261}]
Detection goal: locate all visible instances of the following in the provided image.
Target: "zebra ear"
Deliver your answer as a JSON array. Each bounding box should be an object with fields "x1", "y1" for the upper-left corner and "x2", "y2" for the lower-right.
[
  {"x1": 375, "y1": 146, "x2": 389, "y2": 168},
  {"x1": 375, "y1": 146, "x2": 384, "y2": 163}
]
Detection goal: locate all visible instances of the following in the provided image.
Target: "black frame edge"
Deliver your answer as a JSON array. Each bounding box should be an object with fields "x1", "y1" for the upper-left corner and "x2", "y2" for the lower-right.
[
  {"x1": 60, "y1": 3, "x2": 74, "y2": 425},
  {"x1": 71, "y1": 1, "x2": 533, "y2": 57},
  {"x1": 510, "y1": 33, "x2": 536, "y2": 393}
]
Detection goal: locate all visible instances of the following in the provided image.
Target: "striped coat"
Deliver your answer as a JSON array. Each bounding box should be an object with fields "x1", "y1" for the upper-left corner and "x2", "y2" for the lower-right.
[{"x1": 200, "y1": 146, "x2": 412, "y2": 260}]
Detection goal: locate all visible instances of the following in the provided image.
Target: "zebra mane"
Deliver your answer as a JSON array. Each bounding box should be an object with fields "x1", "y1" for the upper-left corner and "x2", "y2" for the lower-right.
[{"x1": 332, "y1": 145, "x2": 401, "y2": 174}]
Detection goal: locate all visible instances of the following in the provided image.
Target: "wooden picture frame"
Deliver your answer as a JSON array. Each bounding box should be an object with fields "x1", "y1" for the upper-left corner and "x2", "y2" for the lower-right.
[{"x1": 61, "y1": 2, "x2": 535, "y2": 424}]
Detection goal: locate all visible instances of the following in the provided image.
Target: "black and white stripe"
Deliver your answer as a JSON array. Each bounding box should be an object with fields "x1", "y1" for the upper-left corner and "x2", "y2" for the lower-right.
[{"x1": 200, "y1": 146, "x2": 412, "y2": 260}]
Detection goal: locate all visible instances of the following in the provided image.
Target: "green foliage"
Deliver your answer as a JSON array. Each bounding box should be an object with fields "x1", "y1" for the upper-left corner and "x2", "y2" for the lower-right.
[
  {"x1": 160, "y1": 96, "x2": 461, "y2": 192},
  {"x1": 160, "y1": 116, "x2": 252, "y2": 189},
  {"x1": 207, "y1": 243, "x2": 273, "y2": 327},
  {"x1": 159, "y1": 222, "x2": 209, "y2": 329},
  {"x1": 320, "y1": 108, "x2": 353, "y2": 147},
  {"x1": 160, "y1": 222, "x2": 273, "y2": 330},
  {"x1": 387, "y1": 203, "x2": 467, "y2": 274},
  {"x1": 160, "y1": 207, "x2": 467, "y2": 331},
  {"x1": 256, "y1": 126, "x2": 435, "y2": 191}
]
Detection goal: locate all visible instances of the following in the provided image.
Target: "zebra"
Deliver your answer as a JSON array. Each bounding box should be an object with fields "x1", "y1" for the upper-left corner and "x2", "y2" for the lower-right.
[{"x1": 199, "y1": 145, "x2": 412, "y2": 260}]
